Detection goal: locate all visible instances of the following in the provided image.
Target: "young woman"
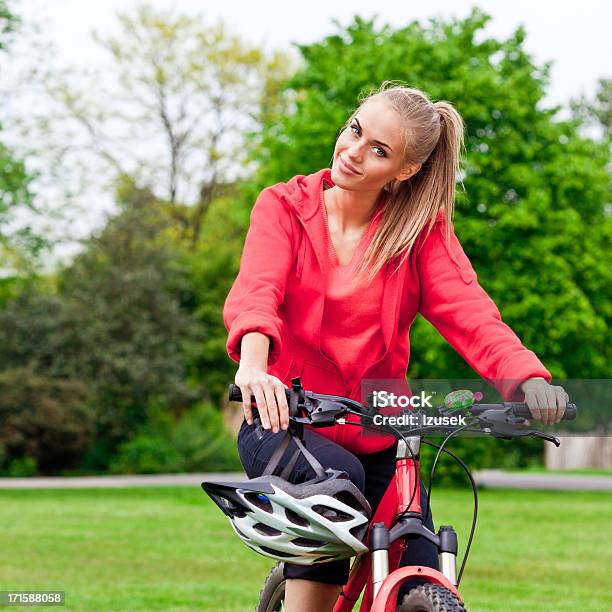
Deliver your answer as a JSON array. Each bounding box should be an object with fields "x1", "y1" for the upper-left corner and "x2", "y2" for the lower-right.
[{"x1": 223, "y1": 82, "x2": 569, "y2": 611}]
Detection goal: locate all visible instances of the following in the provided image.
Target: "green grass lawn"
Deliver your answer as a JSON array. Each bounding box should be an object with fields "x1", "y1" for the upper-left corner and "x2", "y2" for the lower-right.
[{"x1": 1, "y1": 486, "x2": 610, "y2": 611}]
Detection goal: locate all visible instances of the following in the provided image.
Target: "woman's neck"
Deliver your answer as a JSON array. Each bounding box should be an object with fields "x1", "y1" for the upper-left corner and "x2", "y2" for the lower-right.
[{"x1": 323, "y1": 183, "x2": 382, "y2": 233}]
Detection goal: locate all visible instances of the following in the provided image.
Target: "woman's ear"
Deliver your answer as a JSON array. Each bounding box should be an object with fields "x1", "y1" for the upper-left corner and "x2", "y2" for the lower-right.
[{"x1": 397, "y1": 162, "x2": 422, "y2": 182}]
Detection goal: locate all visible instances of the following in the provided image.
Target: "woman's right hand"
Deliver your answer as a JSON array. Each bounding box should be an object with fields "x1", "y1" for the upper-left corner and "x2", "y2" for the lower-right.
[{"x1": 234, "y1": 364, "x2": 290, "y2": 433}]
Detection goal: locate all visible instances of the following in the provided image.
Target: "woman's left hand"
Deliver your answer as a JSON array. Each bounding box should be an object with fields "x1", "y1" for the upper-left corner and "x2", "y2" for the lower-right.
[{"x1": 519, "y1": 377, "x2": 570, "y2": 426}]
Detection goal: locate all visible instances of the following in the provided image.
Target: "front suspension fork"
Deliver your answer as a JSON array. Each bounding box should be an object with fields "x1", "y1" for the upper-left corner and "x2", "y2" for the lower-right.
[
  {"x1": 370, "y1": 522, "x2": 458, "y2": 600},
  {"x1": 437, "y1": 525, "x2": 458, "y2": 586}
]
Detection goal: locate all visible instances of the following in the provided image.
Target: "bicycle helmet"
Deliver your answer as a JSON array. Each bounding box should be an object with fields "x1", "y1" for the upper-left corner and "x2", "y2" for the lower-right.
[{"x1": 202, "y1": 425, "x2": 372, "y2": 565}]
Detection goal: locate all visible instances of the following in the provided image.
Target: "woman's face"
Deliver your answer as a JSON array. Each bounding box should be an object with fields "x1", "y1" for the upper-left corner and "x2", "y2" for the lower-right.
[{"x1": 331, "y1": 98, "x2": 419, "y2": 193}]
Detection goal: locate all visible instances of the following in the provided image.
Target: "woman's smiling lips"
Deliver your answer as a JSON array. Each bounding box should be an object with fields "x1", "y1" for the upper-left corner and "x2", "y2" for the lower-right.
[{"x1": 338, "y1": 156, "x2": 362, "y2": 175}]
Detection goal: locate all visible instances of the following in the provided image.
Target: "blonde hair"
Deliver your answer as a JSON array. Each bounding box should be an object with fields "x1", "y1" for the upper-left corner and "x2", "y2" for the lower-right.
[{"x1": 338, "y1": 81, "x2": 466, "y2": 284}]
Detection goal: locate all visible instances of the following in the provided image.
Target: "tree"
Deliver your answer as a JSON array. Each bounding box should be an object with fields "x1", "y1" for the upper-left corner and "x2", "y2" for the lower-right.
[
  {"x1": 0, "y1": 368, "x2": 93, "y2": 475},
  {"x1": 246, "y1": 8, "x2": 611, "y2": 382},
  {"x1": 0, "y1": 1, "x2": 39, "y2": 271},
  {"x1": 46, "y1": 3, "x2": 295, "y2": 246},
  {"x1": 571, "y1": 78, "x2": 612, "y2": 140},
  {"x1": 56, "y1": 180, "x2": 203, "y2": 444},
  {"x1": 0, "y1": 179, "x2": 205, "y2": 470},
  {"x1": 184, "y1": 181, "x2": 252, "y2": 404}
]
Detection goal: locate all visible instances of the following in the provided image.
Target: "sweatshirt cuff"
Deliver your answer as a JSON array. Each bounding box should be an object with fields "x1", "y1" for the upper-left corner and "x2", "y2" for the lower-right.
[
  {"x1": 226, "y1": 312, "x2": 283, "y2": 366},
  {"x1": 494, "y1": 351, "x2": 553, "y2": 401}
]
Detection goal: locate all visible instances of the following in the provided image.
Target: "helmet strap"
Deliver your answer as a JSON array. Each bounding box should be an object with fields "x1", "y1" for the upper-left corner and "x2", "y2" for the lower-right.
[{"x1": 262, "y1": 429, "x2": 327, "y2": 481}]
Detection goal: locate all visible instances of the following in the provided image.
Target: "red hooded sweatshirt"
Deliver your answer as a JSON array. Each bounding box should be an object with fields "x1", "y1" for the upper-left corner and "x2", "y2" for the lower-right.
[{"x1": 223, "y1": 168, "x2": 552, "y2": 454}]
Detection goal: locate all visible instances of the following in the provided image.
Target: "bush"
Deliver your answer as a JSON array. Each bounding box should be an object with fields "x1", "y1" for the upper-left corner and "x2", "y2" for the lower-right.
[
  {"x1": 0, "y1": 368, "x2": 94, "y2": 475},
  {"x1": 6, "y1": 456, "x2": 38, "y2": 477},
  {"x1": 109, "y1": 403, "x2": 242, "y2": 474}
]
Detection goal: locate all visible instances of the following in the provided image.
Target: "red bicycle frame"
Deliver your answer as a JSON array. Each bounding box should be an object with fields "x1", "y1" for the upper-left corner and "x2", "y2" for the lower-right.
[{"x1": 332, "y1": 436, "x2": 464, "y2": 612}]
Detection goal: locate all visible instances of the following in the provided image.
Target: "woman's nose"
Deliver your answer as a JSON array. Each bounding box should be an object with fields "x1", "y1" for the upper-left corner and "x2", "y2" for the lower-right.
[{"x1": 346, "y1": 144, "x2": 363, "y2": 161}]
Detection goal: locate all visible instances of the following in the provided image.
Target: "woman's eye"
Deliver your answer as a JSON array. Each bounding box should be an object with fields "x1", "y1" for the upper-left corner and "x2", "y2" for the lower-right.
[{"x1": 349, "y1": 124, "x2": 386, "y2": 157}]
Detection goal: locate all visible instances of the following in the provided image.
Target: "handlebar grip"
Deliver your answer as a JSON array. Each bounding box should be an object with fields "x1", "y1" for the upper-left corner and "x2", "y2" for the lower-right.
[
  {"x1": 510, "y1": 402, "x2": 577, "y2": 420},
  {"x1": 228, "y1": 383, "x2": 292, "y2": 405},
  {"x1": 228, "y1": 384, "x2": 264, "y2": 433},
  {"x1": 229, "y1": 384, "x2": 249, "y2": 403}
]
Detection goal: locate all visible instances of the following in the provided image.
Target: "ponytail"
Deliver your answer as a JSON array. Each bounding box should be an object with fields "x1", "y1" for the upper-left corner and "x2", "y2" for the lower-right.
[{"x1": 346, "y1": 82, "x2": 466, "y2": 285}]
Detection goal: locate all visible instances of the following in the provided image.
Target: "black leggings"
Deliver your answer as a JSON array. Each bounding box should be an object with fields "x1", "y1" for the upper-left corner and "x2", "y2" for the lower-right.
[{"x1": 237, "y1": 419, "x2": 439, "y2": 594}]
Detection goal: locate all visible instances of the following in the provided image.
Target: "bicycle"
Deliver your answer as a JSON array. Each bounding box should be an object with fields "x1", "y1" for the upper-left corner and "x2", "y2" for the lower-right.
[{"x1": 203, "y1": 377, "x2": 577, "y2": 611}]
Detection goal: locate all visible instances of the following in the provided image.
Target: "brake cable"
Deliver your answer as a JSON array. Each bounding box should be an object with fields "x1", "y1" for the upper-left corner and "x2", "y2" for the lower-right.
[{"x1": 421, "y1": 435, "x2": 479, "y2": 586}]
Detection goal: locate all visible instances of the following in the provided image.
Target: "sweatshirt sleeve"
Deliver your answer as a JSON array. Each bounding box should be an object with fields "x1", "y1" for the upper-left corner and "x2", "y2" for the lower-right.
[
  {"x1": 417, "y1": 215, "x2": 552, "y2": 401},
  {"x1": 223, "y1": 186, "x2": 296, "y2": 366}
]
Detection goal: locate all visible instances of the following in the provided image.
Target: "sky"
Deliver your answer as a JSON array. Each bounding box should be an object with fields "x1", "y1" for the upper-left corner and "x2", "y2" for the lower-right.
[
  {"x1": 21, "y1": 0, "x2": 611, "y2": 111},
  {"x1": 7, "y1": 0, "x2": 612, "y2": 265}
]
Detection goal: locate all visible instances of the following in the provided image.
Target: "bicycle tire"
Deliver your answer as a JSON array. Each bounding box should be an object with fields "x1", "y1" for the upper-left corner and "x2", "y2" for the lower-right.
[
  {"x1": 257, "y1": 561, "x2": 286, "y2": 612},
  {"x1": 397, "y1": 584, "x2": 466, "y2": 612},
  {"x1": 256, "y1": 563, "x2": 467, "y2": 611}
]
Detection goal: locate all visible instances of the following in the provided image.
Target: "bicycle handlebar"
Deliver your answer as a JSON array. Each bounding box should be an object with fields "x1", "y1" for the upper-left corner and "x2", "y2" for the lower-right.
[
  {"x1": 229, "y1": 380, "x2": 578, "y2": 448},
  {"x1": 229, "y1": 383, "x2": 577, "y2": 422},
  {"x1": 474, "y1": 402, "x2": 576, "y2": 421}
]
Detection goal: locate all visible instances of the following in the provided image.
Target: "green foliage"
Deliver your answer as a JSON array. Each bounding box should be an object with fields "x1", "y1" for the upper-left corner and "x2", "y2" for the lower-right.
[
  {"x1": 186, "y1": 189, "x2": 253, "y2": 403},
  {"x1": 0, "y1": 289, "x2": 76, "y2": 374},
  {"x1": 0, "y1": 367, "x2": 94, "y2": 475},
  {"x1": 0, "y1": 182, "x2": 207, "y2": 472},
  {"x1": 0, "y1": 1, "x2": 37, "y2": 263},
  {"x1": 55, "y1": 183, "x2": 202, "y2": 445},
  {"x1": 571, "y1": 77, "x2": 612, "y2": 139},
  {"x1": 0, "y1": 141, "x2": 31, "y2": 218},
  {"x1": 3, "y1": 455, "x2": 38, "y2": 476},
  {"x1": 0, "y1": 0, "x2": 18, "y2": 49},
  {"x1": 109, "y1": 402, "x2": 242, "y2": 474}
]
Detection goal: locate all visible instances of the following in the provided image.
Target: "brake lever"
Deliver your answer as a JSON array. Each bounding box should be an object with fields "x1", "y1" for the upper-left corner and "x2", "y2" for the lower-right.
[
  {"x1": 499, "y1": 426, "x2": 560, "y2": 447},
  {"x1": 289, "y1": 393, "x2": 349, "y2": 428},
  {"x1": 478, "y1": 410, "x2": 561, "y2": 446},
  {"x1": 531, "y1": 431, "x2": 561, "y2": 447}
]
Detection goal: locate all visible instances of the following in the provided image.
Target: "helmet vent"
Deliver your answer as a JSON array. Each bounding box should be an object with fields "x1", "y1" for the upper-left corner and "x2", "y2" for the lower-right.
[
  {"x1": 312, "y1": 504, "x2": 352, "y2": 522},
  {"x1": 210, "y1": 493, "x2": 248, "y2": 518},
  {"x1": 350, "y1": 524, "x2": 368, "y2": 541},
  {"x1": 285, "y1": 508, "x2": 310, "y2": 527},
  {"x1": 292, "y1": 537, "x2": 325, "y2": 548},
  {"x1": 260, "y1": 546, "x2": 294, "y2": 558},
  {"x1": 253, "y1": 522, "x2": 282, "y2": 536},
  {"x1": 244, "y1": 492, "x2": 273, "y2": 513},
  {"x1": 334, "y1": 491, "x2": 363, "y2": 511}
]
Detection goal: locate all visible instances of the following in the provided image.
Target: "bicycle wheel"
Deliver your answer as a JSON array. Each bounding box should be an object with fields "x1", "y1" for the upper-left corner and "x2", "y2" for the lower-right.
[
  {"x1": 397, "y1": 584, "x2": 466, "y2": 612},
  {"x1": 257, "y1": 562, "x2": 286, "y2": 612}
]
